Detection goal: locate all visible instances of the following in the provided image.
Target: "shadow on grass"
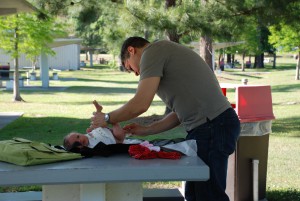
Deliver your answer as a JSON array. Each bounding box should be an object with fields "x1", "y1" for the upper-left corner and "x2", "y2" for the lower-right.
[
  {"x1": 265, "y1": 63, "x2": 296, "y2": 71},
  {"x1": 271, "y1": 83, "x2": 300, "y2": 93},
  {"x1": 230, "y1": 73, "x2": 263, "y2": 79},
  {"x1": 66, "y1": 86, "x2": 137, "y2": 94},
  {"x1": 42, "y1": 99, "x2": 165, "y2": 107},
  {"x1": 243, "y1": 63, "x2": 296, "y2": 71},
  {"x1": 267, "y1": 188, "x2": 300, "y2": 201},
  {"x1": 272, "y1": 117, "x2": 300, "y2": 135},
  {"x1": 0, "y1": 186, "x2": 42, "y2": 193},
  {"x1": 76, "y1": 78, "x2": 138, "y2": 85},
  {"x1": 81, "y1": 65, "x2": 111, "y2": 70},
  {"x1": 0, "y1": 116, "x2": 90, "y2": 144},
  {"x1": 0, "y1": 108, "x2": 168, "y2": 145},
  {"x1": 2, "y1": 85, "x2": 138, "y2": 95}
]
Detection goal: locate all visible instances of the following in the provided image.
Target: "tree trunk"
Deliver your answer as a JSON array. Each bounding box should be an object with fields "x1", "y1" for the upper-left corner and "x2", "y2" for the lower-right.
[
  {"x1": 296, "y1": 51, "x2": 300, "y2": 80},
  {"x1": 166, "y1": 29, "x2": 180, "y2": 43},
  {"x1": 200, "y1": 35, "x2": 213, "y2": 70},
  {"x1": 218, "y1": 52, "x2": 222, "y2": 69},
  {"x1": 165, "y1": 0, "x2": 180, "y2": 43},
  {"x1": 85, "y1": 51, "x2": 88, "y2": 61},
  {"x1": 89, "y1": 50, "x2": 94, "y2": 67},
  {"x1": 272, "y1": 53, "x2": 276, "y2": 69},
  {"x1": 226, "y1": 54, "x2": 231, "y2": 64},
  {"x1": 165, "y1": 0, "x2": 176, "y2": 8},
  {"x1": 164, "y1": 0, "x2": 178, "y2": 115},
  {"x1": 242, "y1": 52, "x2": 245, "y2": 71},
  {"x1": 13, "y1": 26, "x2": 24, "y2": 102},
  {"x1": 254, "y1": 54, "x2": 264, "y2": 68},
  {"x1": 258, "y1": 53, "x2": 264, "y2": 68},
  {"x1": 144, "y1": 28, "x2": 150, "y2": 40}
]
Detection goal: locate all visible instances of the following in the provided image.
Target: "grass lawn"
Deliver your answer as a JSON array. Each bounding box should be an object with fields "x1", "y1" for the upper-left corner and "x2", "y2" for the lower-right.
[{"x1": 0, "y1": 59, "x2": 299, "y2": 200}]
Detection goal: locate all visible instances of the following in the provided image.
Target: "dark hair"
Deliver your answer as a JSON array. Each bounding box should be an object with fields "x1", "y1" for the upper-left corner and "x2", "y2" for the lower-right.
[
  {"x1": 63, "y1": 132, "x2": 81, "y2": 151},
  {"x1": 120, "y1": 37, "x2": 150, "y2": 65}
]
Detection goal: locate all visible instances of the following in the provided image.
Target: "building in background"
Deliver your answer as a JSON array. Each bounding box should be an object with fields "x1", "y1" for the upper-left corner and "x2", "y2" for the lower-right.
[{"x1": 0, "y1": 43, "x2": 81, "y2": 71}]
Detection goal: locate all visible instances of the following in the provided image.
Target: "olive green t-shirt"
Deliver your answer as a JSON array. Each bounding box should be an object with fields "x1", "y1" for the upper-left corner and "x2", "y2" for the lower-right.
[{"x1": 140, "y1": 40, "x2": 231, "y2": 131}]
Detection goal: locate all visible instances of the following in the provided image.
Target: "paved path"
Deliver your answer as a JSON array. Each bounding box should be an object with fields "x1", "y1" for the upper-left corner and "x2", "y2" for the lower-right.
[{"x1": 0, "y1": 112, "x2": 24, "y2": 129}]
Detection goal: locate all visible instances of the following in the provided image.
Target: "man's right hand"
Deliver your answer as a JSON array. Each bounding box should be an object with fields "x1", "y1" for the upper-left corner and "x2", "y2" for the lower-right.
[{"x1": 86, "y1": 100, "x2": 107, "y2": 132}]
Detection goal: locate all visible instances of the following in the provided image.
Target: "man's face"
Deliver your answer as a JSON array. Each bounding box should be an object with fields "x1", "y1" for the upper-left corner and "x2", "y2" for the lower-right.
[{"x1": 123, "y1": 46, "x2": 140, "y2": 76}]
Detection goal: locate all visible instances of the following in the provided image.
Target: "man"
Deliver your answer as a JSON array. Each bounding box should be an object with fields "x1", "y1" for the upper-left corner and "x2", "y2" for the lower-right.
[{"x1": 88, "y1": 36, "x2": 240, "y2": 201}]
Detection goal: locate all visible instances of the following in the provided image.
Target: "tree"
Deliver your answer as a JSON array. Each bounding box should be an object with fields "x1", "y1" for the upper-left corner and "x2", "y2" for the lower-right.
[
  {"x1": 269, "y1": 24, "x2": 300, "y2": 80},
  {"x1": 0, "y1": 13, "x2": 65, "y2": 101},
  {"x1": 75, "y1": 6, "x2": 103, "y2": 67},
  {"x1": 30, "y1": 0, "x2": 300, "y2": 74},
  {"x1": 267, "y1": 0, "x2": 300, "y2": 80},
  {"x1": 125, "y1": 0, "x2": 216, "y2": 66}
]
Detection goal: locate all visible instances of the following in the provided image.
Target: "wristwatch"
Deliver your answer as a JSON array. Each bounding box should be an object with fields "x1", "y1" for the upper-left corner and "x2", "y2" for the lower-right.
[{"x1": 104, "y1": 113, "x2": 111, "y2": 124}]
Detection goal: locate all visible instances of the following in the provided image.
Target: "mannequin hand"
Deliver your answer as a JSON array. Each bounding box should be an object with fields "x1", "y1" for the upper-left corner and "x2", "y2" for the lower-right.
[{"x1": 86, "y1": 100, "x2": 106, "y2": 132}]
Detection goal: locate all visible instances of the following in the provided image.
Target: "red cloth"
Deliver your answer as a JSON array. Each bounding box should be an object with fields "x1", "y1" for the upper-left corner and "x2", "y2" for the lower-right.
[{"x1": 128, "y1": 144, "x2": 181, "y2": 160}]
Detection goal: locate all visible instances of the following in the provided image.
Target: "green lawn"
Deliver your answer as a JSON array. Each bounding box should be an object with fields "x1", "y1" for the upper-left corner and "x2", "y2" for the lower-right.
[{"x1": 0, "y1": 61, "x2": 299, "y2": 200}]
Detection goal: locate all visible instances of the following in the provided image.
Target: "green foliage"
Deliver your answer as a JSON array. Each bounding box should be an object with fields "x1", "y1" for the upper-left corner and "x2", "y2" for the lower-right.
[
  {"x1": 28, "y1": 0, "x2": 300, "y2": 68},
  {"x1": 74, "y1": 5, "x2": 103, "y2": 48},
  {"x1": 269, "y1": 23, "x2": 300, "y2": 53},
  {"x1": 124, "y1": 0, "x2": 232, "y2": 41},
  {"x1": 267, "y1": 188, "x2": 300, "y2": 201},
  {"x1": 0, "y1": 60, "x2": 299, "y2": 199},
  {"x1": 99, "y1": 1, "x2": 128, "y2": 56},
  {"x1": 0, "y1": 13, "x2": 66, "y2": 64},
  {"x1": 30, "y1": 0, "x2": 80, "y2": 15}
]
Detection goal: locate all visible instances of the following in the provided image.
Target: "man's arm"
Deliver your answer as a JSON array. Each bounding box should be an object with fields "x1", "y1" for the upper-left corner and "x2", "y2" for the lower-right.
[
  {"x1": 89, "y1": 77, "x2": 160, "y2": 129},
  {"x1": 111, "y1": 76, "x2": 160, "y2": 122},
  {"x1": 123, "y1": 112, "x2": 181, "y2": 136}
]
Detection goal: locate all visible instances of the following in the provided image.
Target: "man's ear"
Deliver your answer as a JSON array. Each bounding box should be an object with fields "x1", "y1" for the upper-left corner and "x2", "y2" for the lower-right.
[{"x1": 127, "y1": 46, "x2": 135, "y2": 55}]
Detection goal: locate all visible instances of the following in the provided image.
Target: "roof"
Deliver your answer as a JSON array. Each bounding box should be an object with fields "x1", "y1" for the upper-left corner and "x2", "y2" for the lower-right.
[
  {"x1": 50, "y1": 38, "x2": 83, "y2": 48},
  {"x1": 212, "y1": 41, "x2": 245, "y2": 50},
  {"x1": 0, "y1": 0, "x2": 37, "y2": 15}
]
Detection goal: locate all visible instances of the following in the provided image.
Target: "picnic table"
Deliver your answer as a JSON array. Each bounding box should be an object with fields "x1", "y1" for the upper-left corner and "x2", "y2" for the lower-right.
[{"x1": 0, "y1": 154, "x2": 209, "y2": 201}]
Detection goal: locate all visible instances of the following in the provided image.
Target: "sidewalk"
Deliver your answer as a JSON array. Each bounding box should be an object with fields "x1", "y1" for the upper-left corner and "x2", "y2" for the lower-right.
[{"x1": 0, "y1": 112, "x2": 24, "y2": 129}]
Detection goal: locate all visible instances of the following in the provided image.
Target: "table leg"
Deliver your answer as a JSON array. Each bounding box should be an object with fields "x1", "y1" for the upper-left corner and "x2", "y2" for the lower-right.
[
  {"x1": 106, "y1": 182, "x2": 143, "y2": 201},
  {"x1": 43, "y1": 182, "x2": 143, "y2": 201},
  {"x1": 26, "y1": 72, "x2": 30, "y2": 85},
  {"x1": 43, "y1": 184, "x2": 79, "y2": 201}
]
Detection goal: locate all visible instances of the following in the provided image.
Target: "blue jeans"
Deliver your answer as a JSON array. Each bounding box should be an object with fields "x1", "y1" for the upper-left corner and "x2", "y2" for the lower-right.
[{"x1": 185, "y1": 108, "x2": 240, "y2": 201}]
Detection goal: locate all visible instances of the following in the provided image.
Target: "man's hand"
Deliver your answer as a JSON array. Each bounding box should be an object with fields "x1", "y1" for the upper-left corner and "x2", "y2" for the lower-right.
[
  {"x1": 123, "y1": 123, "x2": 150, "y2": 136},
  {"x1": 112, "y1": 123, "x2": 126, "y2": 143},
  {"x1": 86, "y1": 100, "x2": 107, "y2": 132}
]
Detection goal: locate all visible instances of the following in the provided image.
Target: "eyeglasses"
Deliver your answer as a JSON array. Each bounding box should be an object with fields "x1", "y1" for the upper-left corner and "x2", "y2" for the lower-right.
[
  {"x1": 123, "y1": 59, "x2": 134, "y2": 73},
  {"x1": 125, "y1": 66, "x2": 134, "y2": 73}
]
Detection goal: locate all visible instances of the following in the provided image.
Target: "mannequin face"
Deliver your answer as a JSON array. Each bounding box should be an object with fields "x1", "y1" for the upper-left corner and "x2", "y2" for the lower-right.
[{"x1": 66, "y1": 133, "x2": 89, "y2": 148}]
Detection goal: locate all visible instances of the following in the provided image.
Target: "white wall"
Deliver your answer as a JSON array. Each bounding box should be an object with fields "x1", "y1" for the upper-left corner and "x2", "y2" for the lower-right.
[
  {"x1": 0, "y1": 49, "x2": 31, "y2": 67},
  {"x1": 48, "y1": 44, "x2": 80, "y2": 70},
  {"x1": 0, "y1": 44, "x2": 80, "y2": 70}
]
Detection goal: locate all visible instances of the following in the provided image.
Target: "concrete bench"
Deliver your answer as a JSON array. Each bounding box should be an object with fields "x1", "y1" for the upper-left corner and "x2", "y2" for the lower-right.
[
  {"x1": 0, "y1": 154, "x2": 209, "y2": 201},
  {"x1": 52, "y1": 69, "x2": 61, "y2": 80},
  {"x1": 0, "y1": 68, "x2": 30, "y2": 89},
  {"x1": 0, "y1": 66, "x2": 10, "y2": 78},
  {"x1": 0, "y1": 188, "x2": 185, "y2": 201},
  {"x1": 0, "y1": 67, "x2": 10, "y2": 88},
  {"x1": 3, "y1": 78, "x2": 25, "y2": 89},
  {"x1": 263, "y1": 58, "x2": 272, "y2": 63}
]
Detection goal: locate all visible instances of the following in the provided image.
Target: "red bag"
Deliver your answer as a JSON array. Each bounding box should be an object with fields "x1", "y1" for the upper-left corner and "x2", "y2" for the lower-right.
[{"x1": 128, "y1": 144, "x2": 181, "y2": 160}]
